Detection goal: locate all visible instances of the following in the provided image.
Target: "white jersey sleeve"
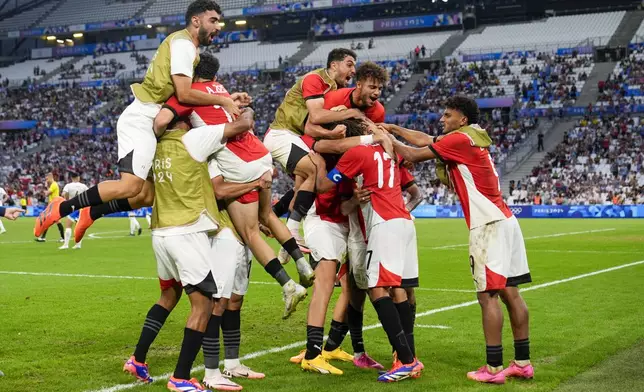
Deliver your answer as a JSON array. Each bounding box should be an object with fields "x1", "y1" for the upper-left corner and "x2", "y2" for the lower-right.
[
  {"x1": 208, "y1": 159, "x2": 223, "y2": 180},
  {"x1": 170, "y1": 38, "x2": 197, "y2": 78},
  {"x1": 182, "y1": 124, "x2": 227, "y2": 163}
]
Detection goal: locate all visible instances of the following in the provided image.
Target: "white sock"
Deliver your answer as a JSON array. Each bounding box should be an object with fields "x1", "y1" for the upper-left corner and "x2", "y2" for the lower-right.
[
  {"x1": 64, "y1": 228, "x2": 71, "y2": 247},
  {"x1": 75, "y1": 240, "x2": 82, "y2": 248},
  {"x1": 0, "y1": 220, "x2": 5, "y2": 231},
  {"x1": 129, "y1": 217, "x2": 137, "y2": 234},
  {"x1": 146, "y1": 214, "x2": 151, "y2": 226},
  {"x1": 224, "y1": 359, "x2": 241, "y2": 369},
  {"x1": 205, "y1": 367, "x2": 221, "y2": 379},
  {"x1": 286, "y1": 218, "x2": 300, "y2": 233}
]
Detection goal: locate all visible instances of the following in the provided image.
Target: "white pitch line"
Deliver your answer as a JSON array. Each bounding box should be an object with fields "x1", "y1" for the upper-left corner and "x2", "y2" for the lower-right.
[
  {"x1": 425, "y1": 228, "x2": 616, "y2": 250},
  {"x1": 0, "y1": 271, "x2": 276, "y2": 286},
  {"x1": 85, "y1": 258, "x2": 644, "y2": 392},
  {"x1": 415, "y1": 324, "x2": 451, "y2": 329},
  {"x1": 0, "y1": 270, "x2": 466, "y2": 291},
  {"x1": 415, "y1": 287, "x2": 473, "y2": 293}
]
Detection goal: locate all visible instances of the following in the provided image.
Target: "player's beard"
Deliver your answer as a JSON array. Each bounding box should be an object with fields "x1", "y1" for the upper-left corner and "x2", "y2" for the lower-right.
[{"x1": 198, "y1": 26, "x2": 212, "y2": 46}]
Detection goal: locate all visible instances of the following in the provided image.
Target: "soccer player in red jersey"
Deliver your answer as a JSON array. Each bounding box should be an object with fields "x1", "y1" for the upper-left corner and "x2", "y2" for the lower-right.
[
  {"x1": 389, "y1": 96, "x2": 533, "y2": 384},
  {"x1": 276, "y1": 61, "x2": 388, "y2": 262},
  {"x1": 312, "y1": 132, "x2": 422, "y2": 382}
]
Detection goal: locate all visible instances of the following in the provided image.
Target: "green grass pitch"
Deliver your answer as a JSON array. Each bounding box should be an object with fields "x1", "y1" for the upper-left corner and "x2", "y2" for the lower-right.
[{"x1": 0, "y1": 217, "x2": 642, "y2": 392}]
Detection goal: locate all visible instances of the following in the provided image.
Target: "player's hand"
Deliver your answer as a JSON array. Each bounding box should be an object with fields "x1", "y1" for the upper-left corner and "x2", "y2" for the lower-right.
[
  {"x1": 308, "y1": 151, "x2": 326, "y2": 168},
  {"x1": 258, "y1": 170, "x2": 273, "y2": 189},
  {"x1": 231, "y1": 92, "x2": 252, "y2": 106},
  {"x1": 380, "y1": 135, "x2": 397, "y2": 163},
  {"x1": 402, "y1": 160, "x2": 414, "y2": 170},
  {"x1": 239, "y1": 108, "x2": 255, "y2": 130},
  {"x1": 330, "y1": 105, "x2": 348, "y2": 112},
  {"x1": 346, "y1": 108, "x2": 367, "y2": 121},
  {"x1": 377, "y1": 123, "x2": 396, "y2": 133},
  {"x1": 354, "y1": 188, "x2": 372, "y2": 204},
  {"x1": 259, "y1": 223, "x2": 274, "y2": 238},
  {"x1": 327, "y1": 124, "x2": 346, "y2": 139},
  {"x1": 223, "y1": 97, "x2": 242, "y2": 117},
  {"x1": 3, "y1": 207, "x2": 24, "y2": 220}
]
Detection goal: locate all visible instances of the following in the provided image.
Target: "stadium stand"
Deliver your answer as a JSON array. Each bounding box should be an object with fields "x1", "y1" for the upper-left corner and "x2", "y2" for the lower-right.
[
  {"x1": 457, "y1": 12, "x2": 626, "y2": 54},
  {"x1": 0, "y1": 0, "x2": 61, "y2": 32},
  {"x1": 0, "y1": 58, "x2": 69, "y2": 85},
  {"x1": 398, "y1": 53, "x2": 592, "y2": 112},
  {"x1": 203, "y1": 41, "x2": 302, "y2": 71},
  {"x1": 142, "y1": 0, "x2": 256, "y2": 18},
  {"x1": 512, "y1": 115, "x2": 644, "y2": 206},
  {"x1": 598, "y1": 50, "x2": 644, "y2": 105},
  {"x1": 631, "y1": 18, "x2": 644, "y2": 44},
  {"x1": 301, "y1": 32, "x2": 454, "y2": 65},
  {"x1": 37, "y1": 0, "x2": 146, "y2": 28}
]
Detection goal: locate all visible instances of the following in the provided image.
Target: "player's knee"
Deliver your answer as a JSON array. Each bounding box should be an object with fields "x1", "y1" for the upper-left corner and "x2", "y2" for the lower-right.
[
  {"x1": 118, "y1": 175, "x2": 145, "y2": 198},
  {"x1": 477, "y1": 290, "x2": 499, "y2": 306},
  {"x1": 213, "y1": 298, "x2": 228, "y2": 316},
  {"x1": 296, "y1": 158, "x2": 316, "y2": 177},
  {"x1": 228, "y1": 294, "x2": 244, "y2": 311}
]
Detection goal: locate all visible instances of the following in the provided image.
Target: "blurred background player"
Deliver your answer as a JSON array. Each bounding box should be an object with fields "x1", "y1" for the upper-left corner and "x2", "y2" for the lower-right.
[
  {"x1": 36, "y1": 172, "x2": 65, "y2": 243},
  {"x1": 0, "y1": 184, "x2": 7, "y2": 234},
  {"x1": 128, "y1": 210, "x2": 143, "y2": 236},
  {"x1": 59, "y1": 172, "x2": 88, "y2": 250},
  {"x1": 390, "y1": 96, "x2": 532, "y2": 385}
]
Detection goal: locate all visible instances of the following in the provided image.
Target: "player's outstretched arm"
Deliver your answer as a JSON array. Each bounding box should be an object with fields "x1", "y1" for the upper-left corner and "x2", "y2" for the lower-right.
[
  {"x1": 306, "y1": 98, "x2": 365, "y2": 125},
  {"x1": 405, "y1": 184, "x2": 423, "y2": 212},
  {"x1": 391, "y1": 136, "x2": 436, "y2": 163},
  {"x1": 172, "y1": 74, "x2": 241, "y2": 116},
  {"x1": 153, "y1": 108, "x2": 176, "y2": 137},
  {"x1": 211, "y1": 175, "x2": 263, "y2": 201},
  {"x1": 1, "y1": 207, "x2": 24, "y2": 220},
  {"x1": 304, "y1": 121, "x2": 346, "y2": 139},
  {"x1": 380, "y1": 123, "x2": 435, "y2": 147},
  {"x1": 223, "y1": 108, "x2": 255, "y2": 139},
  {"x1": 340, "y1": 188, "x2": 371, "y2": 216}
]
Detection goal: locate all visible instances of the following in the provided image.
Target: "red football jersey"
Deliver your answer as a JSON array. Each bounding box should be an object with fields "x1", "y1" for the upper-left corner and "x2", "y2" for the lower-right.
[
  {"x1": 430, "y1": 132, "x2": 512, "y2": 229},
  {"x1": 323, "y1": 88, "x2": 385, "y2": 123},
  {"x1": 164, "y1": 81, "x2": 268, "y2": 163},
  {"x1": 334, "y1": 144, "x2": 410, "y2": 228},
  {"x1": 400, "y1": 166, "x2": 415, "y2": 191}
]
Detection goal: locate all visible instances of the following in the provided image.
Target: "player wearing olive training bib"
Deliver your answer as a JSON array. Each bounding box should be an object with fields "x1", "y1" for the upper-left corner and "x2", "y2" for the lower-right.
[
  {"x1": 34, "y1": 1, "x2": 244, "y2": 250},
  {"x1": 124, "y1": 125, "x2": 222, "y2": 390}
]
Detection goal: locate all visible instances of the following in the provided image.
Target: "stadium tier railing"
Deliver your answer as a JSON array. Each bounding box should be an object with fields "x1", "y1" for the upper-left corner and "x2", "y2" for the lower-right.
[{"x1": 454, "y1": 37, "x2": 610, "y2": 57}]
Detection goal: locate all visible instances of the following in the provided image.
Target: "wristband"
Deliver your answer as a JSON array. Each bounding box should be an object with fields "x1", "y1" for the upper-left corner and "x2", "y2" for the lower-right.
[{"x1": 360, "y1": 135, "x2": 374, "y2": 145}]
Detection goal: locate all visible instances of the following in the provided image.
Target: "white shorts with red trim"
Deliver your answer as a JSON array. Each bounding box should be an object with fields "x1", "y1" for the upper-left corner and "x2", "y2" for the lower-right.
[
  {"x1": 153, "y1": 232, "x2": 221, "y2": 296},
  {"x1": 263, "y1": 128, "x2": 310, "y2": 173},
  {"x1": 469, "y1": 216, "x2": 531, "y2": 292},
  {"x1": 363, "y1": 218, "x2": 418, "y2": 289},
  {"x1": 303, "y1": 214, "x2": 349, "y2": 262}
]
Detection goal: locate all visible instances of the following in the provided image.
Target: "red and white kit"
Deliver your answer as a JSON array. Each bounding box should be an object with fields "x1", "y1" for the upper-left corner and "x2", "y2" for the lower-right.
[
  {"x1": 429, "y1": 131, "x2": 531, "y2": 292},
  {"x1": 165, "y1": 81, "x2": 272, "y2": 204},
  {"x1": 331, "y1": 145, "x2": 418, "y2": 289}
]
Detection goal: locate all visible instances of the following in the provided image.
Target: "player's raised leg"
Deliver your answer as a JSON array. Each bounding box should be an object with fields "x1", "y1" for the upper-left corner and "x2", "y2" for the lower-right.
[
  {"x1": 257, "y1": 186, "x2": 314, "y2": 287},
  {"x1": 226, "y1": 199, "x2": 307, "y2": 319}
]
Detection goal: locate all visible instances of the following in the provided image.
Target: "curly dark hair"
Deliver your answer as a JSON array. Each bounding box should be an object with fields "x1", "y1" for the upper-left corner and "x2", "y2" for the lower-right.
[
  {"x1": 194, "y1": 53, "x2": 220, "y2": 80},
  {"x1": 444, "y1": 95, "x2": 480, "y2": 124},
  {"x1": 323, "y1": 119, "x2": 367, "y2": 138},
  {"x1": 355, "y1": 62, "x2": 389, "y2": 85},
  {"x1": 326, "y1": 48, "x2": 357, "y2": 68},
  {"x1": 185, "y1": 0, "x2": 222, "y2": 26}
]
